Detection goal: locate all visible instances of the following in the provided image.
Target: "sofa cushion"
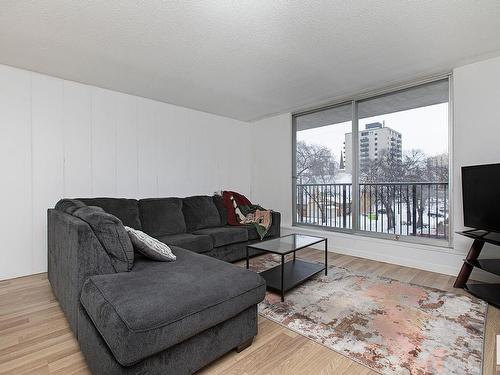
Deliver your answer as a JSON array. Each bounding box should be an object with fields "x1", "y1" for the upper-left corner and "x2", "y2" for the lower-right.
[
  {"x1": 78, "y1": 198, "x2": 141, "y2": 230},
  {"x1": 182, "y1": 196, "x2": 221, "y2": 232},
  {"x1": 80, "y1": 246, "x2": 266, "y2": 366},
  {"x1": 55, "y1": 198, "x2": 86, "y2": 214},
  {"x1": 212, "y1": 194, "x2": 228, "y2": 226},
  {"x1": 73, "y1": 206, "x2": 134, "y2": 272},
  {"x1": 192, "y1": 226, "x2": 248, "y2": 247},
  {"x1": 139, "y1": 198, "x2": 186, "y2": 236},
  {"x1": 157, "y1": 233, "x2": 213, "y2": 253}
]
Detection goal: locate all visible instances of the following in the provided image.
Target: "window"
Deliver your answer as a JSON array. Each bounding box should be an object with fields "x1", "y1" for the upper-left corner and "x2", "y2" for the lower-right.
[
  {"x1": 295, "y1": 103, "x2": 353, "y2": 228},
  {"x1": 293, "y1": 77, "x2": 450, "y2": 244}
]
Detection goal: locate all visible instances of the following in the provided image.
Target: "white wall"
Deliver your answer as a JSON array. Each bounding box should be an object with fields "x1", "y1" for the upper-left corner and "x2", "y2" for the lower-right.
[
  {"x1": 0, "y1": 64, "x2": 253, "y2": 280},
  {"x1": 453, "y1": 55, "x2": 500, "y2": 266},
  {"x1": 251, "y1": 55, "x2": 500, "y2": 278},
  {"x1": 250, "y1": 113, "x2": 293, "y2": 223}
]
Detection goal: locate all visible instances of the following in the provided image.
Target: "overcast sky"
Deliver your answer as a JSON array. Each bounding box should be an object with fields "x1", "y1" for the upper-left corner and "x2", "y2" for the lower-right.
[{"x1": 297, "y1": 103, "x2": 449, "y2": 161}]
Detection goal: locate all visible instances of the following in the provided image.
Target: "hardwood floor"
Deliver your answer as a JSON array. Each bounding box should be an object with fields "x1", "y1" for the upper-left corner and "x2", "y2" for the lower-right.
[{"x1": 1, "y1": 249, "x2": 498, "y2": 375}]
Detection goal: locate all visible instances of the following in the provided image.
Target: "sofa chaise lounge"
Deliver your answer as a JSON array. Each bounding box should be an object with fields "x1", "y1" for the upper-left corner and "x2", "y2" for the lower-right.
[{"x1": 48, "y1": 195, "x2": 280, "y2": 374}]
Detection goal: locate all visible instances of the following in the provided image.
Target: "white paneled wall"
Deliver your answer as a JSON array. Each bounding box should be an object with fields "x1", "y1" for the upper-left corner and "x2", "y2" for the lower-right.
[
  {"x1": 31, "y1": 74, "x2": 64, "y2": 275},
  {"x1": 0, "y1": 66, "x2": 32, "y2": 279},
  {"x1": 63, "y1": 81, "x2": 93, "y2": 197},
  {"x1": 0, "y1": 64, "x2": 253, "y2": 280}
]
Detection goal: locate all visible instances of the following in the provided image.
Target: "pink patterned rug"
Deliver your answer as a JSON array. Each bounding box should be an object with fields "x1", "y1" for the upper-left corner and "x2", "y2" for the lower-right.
[{"x1": 248, "y1": 254, "x2": 487, "y2": 375}]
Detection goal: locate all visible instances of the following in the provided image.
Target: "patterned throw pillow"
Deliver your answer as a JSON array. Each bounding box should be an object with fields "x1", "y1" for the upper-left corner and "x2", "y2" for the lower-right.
[{"x1": 124, "y1": 226, "x2": 176, "y2": 262}]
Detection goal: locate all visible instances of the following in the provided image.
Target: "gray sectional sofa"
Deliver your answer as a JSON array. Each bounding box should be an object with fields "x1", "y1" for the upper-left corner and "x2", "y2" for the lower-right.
[{"x1": 48, "y1": 195, "x2": 280, "y2": 375}]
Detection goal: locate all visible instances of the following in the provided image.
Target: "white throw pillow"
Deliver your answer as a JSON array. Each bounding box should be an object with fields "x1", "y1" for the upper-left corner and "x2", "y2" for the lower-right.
[{"x1": 124, "y1": 226, "x2": 176, "y2": 262}]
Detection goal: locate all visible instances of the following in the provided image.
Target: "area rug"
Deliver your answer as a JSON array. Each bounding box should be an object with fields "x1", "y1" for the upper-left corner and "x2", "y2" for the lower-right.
[{"x1": 248, "y1": 254, "x2": 487, "y2": 375}]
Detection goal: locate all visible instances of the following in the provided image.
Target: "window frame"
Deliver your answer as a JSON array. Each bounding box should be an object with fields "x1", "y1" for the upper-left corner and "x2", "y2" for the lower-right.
[{"x1": 292, "y1": 74, "x2": 453, "y2": 248}]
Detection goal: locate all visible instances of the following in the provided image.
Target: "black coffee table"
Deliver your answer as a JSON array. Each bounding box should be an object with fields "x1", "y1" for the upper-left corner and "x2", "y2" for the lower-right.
[{"x1": 246, "y1": 234, "x2": 328, "y2": 302}]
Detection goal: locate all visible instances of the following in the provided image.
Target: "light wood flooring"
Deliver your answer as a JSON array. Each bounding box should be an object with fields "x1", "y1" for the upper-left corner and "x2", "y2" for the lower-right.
[{"x1": 1, "y1": 249, "x2": 498, "y2": 375}]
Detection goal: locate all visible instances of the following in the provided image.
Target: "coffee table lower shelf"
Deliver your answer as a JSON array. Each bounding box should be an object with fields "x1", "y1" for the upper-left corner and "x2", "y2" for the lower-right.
[{"x1": 260, "y1": 259, "x2": 325, "y2": 300}]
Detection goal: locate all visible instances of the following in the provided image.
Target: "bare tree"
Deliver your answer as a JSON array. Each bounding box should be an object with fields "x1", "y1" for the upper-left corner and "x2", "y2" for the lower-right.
[
  {"x1": 360, "y1": 149, "x2": 403, "y2": 229},
  {"x1": 360, "y1": 148, "x2": 448, "y2": 231},
  {"x1": 402, "y1": 150, "x2": 449, "y2": 229},
  {"x1": 424, "y1": 153, "x2": 449, "y2": 182},
  {"x1": 296, "y1": 141, "x2": 339, "y2": 224},
  {"x1": 402, "y1": 150, "x2": 426, "y2": 228},
  {"x1": 296, "y1": 141, "x2": 338, "y2": 184}
]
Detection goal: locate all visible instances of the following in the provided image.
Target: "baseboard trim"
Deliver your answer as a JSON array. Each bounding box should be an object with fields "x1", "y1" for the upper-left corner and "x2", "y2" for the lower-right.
[
  {"x1": 280, "y1": 225, "x2": 463, "y2": 277},
  {"x1": 325, "y1": 242, "x2": 460, "y2": 276}
]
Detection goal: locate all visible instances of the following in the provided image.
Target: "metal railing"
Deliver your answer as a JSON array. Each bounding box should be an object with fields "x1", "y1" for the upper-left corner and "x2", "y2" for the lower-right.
[{"x1": 296, "y1": 182, "x2": 448, "y2": 240}]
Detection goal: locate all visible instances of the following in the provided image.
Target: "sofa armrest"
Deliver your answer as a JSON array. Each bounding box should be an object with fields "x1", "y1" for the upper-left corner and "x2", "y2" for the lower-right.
[
  {"x1": 48, "y1": 209, "x2": 115, "y2": 334},
  {"x1": 270, "y1": 211, "x2": 281, "y2": 237}
]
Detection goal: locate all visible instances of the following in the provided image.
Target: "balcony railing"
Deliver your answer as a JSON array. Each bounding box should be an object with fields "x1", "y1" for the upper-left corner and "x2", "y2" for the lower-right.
[{"x1": 295, "y1": 182, "x2": 449, "y2": 240}]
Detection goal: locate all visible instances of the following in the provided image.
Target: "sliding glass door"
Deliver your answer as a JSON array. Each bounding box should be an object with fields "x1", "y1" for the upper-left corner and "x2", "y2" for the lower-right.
[{"x1": 293, "y1": 77, "x2": 450, "y2": 244}]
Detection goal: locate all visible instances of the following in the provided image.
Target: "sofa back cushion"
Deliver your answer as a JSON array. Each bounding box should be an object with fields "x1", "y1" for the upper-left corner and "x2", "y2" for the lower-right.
[
  {"x1": 182, "y1": 195, "x2": 221, "y2": 232},
  {"x1": 77, "y1": 198, "x2": 142, "y2": 230},
  {"x1": 212, "y1": 195, "x2": 228, "y2": 226},
  {"x1": 55, "y1": 198, "x2": 86, "y2": 214},
  {"x1": 139, "y1": 198, "x2": 186, "y2": 236},
  {"x1": 73, "y1": 206, "x2": 134, "y2": 272}
]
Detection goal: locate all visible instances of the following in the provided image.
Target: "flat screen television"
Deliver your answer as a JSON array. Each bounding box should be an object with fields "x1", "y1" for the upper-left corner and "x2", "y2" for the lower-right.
[{"x1": 462, "y1": 163, "x2": 500, "y2": 232}]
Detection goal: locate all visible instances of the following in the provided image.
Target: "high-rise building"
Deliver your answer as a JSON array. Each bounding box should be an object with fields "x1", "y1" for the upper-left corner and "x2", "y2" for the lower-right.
[{"x1": 342, "y1": 122, "x2": 402, "y2": 173}]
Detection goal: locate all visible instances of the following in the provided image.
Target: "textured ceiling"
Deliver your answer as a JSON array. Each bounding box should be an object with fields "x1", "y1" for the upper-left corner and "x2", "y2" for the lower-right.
[{"x1": 1, "y1": 1, "x2": 500, "y2": 121}]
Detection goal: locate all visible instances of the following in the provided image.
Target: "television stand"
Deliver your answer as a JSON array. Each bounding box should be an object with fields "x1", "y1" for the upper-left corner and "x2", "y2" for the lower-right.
[{"x1": 454, "y1": 230, "x2": 500, "y2": 308}]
